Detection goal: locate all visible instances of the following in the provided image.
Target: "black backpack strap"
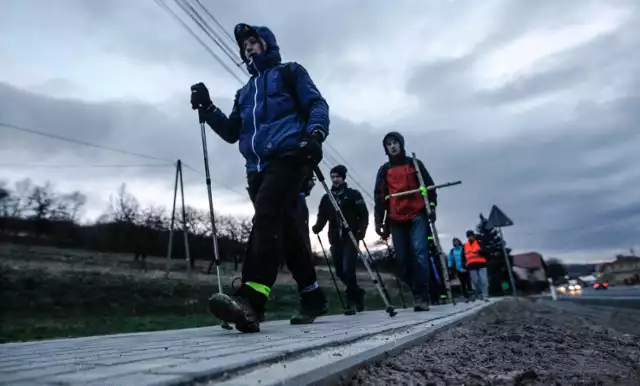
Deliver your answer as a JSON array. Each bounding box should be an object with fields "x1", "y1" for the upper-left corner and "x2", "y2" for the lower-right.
[{"x1": 278, "y1": 63, "x2": 298, "y2": 105}]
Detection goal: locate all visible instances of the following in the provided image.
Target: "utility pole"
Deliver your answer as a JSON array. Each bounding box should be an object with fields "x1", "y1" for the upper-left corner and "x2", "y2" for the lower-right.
[{"x1": 165, "y1": 160, "x2": 192, "y2": 278}]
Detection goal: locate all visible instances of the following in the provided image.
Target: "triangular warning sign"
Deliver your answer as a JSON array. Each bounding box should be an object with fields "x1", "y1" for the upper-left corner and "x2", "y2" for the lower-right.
[{"x1": 485, "y1": 205, "x2": 514, "y2": 229}]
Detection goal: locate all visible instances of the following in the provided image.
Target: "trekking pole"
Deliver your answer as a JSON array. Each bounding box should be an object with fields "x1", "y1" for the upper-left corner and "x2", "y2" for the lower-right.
[
  {"x1": 360, "y1": 241, "x2": 394, "y2": 309},
  {"x1": 312, "y1": 165, "x2": 397, "y2": 317},
  {"x1": 316, "y1": 235, "x2": 347, "y2": 311},
  {"x1": 385, "y1": 181, "x2": 461, "y2": 199},
  {"x1": 197, "y1": 109, "x2": 232, "y2": 330},
  {"x1": 411, "y1": 152, "x2": 459, "y2": 306},
  {"x1": 382, "y1": 238, "x2": 407, "y2": 308}
]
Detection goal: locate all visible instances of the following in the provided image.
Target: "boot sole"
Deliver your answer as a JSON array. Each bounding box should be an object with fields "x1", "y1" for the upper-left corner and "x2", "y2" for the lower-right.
[
  {"x1": 208, "y1": 293, "x2": 260, "y2": 333},
  {"x1": 290, "y1": 306, "x2": 329, "y2": 325}
]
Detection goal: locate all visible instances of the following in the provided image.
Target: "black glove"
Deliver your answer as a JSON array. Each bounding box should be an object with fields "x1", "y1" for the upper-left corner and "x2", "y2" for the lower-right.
[
  {"x1": 375, "y1": 223, "x2": 389, "y2": 240},
  {"x1": 300, "y1": 130, "x2": 324, "y2": 165},
  {"x1": 311, "y1": 224, "x2": 322, "y2": 234},
  {"x1": 190, "y1": 82, "x2": 213, "y2": 110}
]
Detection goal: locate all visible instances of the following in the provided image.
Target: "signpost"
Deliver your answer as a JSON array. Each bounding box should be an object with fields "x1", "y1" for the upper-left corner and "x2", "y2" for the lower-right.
[{"x1": 485, "y1": 205, "x2": 517, "y2": 297}]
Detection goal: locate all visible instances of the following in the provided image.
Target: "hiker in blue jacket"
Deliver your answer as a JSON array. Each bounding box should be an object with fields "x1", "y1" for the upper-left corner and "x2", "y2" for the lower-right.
[
  {"x1": 448, "y1": 237, "x2": 472, "y2": 302},
  {"x1": 190, "y1": 23, "x2": 330, "y2": 333}
]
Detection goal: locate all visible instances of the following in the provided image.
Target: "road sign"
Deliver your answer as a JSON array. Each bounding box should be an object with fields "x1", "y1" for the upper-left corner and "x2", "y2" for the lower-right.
[{"x1": 486, "y1": 205, "x2": 514, "y2": 229}]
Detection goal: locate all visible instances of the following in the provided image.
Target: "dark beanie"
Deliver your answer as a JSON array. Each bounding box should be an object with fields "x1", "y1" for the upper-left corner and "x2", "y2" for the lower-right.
[{"x1": 330, "y1": 164, "x2": 347, "y2": 179}]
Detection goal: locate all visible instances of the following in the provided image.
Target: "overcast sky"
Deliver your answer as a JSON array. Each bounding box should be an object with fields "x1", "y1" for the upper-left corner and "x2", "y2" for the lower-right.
[{"x1": 1, "y1": 0, "x2": 638, "y2": 263}]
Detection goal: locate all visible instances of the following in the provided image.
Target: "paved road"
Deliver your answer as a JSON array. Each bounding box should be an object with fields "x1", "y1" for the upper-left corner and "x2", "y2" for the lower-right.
[
  {"x1": 557, "y1": 285, "x2": 640, "y2": 309},
  {"x1": 560, "y1": 285, "x2": 640, "y2": 298},
  {"x1": 0, "y1": 301, "x2": 495, "y2": 386}
]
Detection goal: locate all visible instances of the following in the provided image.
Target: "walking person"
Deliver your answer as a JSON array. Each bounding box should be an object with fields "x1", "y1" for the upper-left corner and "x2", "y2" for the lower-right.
[
  {"x1": 448, "y1": 237, "x2": 472, "y2": 302},
  {"x1": 190, "y1": 23, "x2": 330, "y2": 333},
  {"x1": 373, "y1": 132, "x2": 437, "y2": 311},
  {"x1": 464, "y1": 230, "x2": 489, "y2": 302},
  {"x1": 312, "y1": 165, "x2": 368, "y2": 315}
]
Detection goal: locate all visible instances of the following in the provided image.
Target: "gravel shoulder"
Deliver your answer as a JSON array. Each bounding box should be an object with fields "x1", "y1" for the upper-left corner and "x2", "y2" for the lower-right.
[{"x1": 347, "y1": 298, "x2": 640, "y2": 385}]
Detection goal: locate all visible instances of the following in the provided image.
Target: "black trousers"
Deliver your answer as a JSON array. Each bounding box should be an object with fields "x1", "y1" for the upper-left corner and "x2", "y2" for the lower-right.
[
  {"x1": 330, "y1": 238, "x2": 361, "y2": 300},
  {"x1": 456, "y1": 270, "x2": 472, "y2": 298},
  {"x1": 242, "y1": 157, "x2": 317, "y2": 293}
]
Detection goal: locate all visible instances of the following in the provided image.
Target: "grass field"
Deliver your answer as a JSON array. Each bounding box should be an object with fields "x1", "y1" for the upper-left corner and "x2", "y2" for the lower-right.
[{"x1": 0, "y1": 243, "x2": 408, "y2": 343}]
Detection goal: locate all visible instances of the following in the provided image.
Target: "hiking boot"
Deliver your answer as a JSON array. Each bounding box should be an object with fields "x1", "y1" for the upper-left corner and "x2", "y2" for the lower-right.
[
  {"x1": 208, "y1": 284, "x2": 265, "y2": 333},
  {"x1": 290, "y1": 287, "x2": 328, "y2": 325},
  {"x1": 413, "y1": 300, "x2": 430, "y2": 312},
  {"x1": 343, "y1": 303, "x2": 357, "y2": 316}
]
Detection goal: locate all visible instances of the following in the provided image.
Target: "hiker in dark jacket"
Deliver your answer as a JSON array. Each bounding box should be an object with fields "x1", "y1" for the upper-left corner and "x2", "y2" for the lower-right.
[
  {"x1": 312, "y1": 165, "x2": 368, "y2": 315},
  {"x1": 190, "y1": 23, "x2": 330, "y2": 333},
  {"x1": 373, "y1": 131, "x2": 437, "y2": 312}
]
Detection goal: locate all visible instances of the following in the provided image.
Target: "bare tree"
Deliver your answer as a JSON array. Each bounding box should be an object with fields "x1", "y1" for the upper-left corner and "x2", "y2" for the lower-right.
[
  {"x1": 182, "y1": 206, "x2": 207, "y2": 236},
  {"x1": 109, "y1": 183, "x2": 140, "y2": 224},
  {"x1": 53, "y1": 191, "x2": 87, "y2": 222},
  {"x1": 9, "y1": 178, "x2": 34, "y2": 218}
]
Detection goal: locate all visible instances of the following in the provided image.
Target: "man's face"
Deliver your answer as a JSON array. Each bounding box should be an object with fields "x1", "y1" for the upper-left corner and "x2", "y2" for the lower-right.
[
  {"x1": 453, "y1": 239, "x2": 461, "y2": 247},
  {"x1": 467, "y1": 234, "x2": 475, "y2": 242},
  {"x1": 384, "y1": 137, "x2": 401, "y2": 156},
  {"x1": 330, "y1": 173, "x2": 344, "y2": 188},
  {"x1": 243, "y1": 36, "x2": 263, "y2": 61}
]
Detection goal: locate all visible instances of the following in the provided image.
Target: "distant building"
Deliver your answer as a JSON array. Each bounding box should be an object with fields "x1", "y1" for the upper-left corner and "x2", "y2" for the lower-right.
[
  {"x1": 599, "y1": 255, "x2": 640, "y2": 285},
  {"x1": 512, "y1": 252, "x2": 547, "y2": 283}
]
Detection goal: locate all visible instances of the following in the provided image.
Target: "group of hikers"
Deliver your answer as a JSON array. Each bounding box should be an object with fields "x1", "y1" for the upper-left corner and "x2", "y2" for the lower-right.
[{"x1": 189, "y1": 23, "x2": 488, "y2": 333}]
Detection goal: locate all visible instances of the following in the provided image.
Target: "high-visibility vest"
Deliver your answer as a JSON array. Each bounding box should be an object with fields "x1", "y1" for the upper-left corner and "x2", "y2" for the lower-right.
[{"x1": 464, "y1": 240, "x2": 486, "y2": 265}]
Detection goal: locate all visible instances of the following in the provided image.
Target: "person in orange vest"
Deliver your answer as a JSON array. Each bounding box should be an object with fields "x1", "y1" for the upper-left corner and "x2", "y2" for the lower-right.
[{"x1": 464, "y1": 230, "x2": 489, "y2": 302}]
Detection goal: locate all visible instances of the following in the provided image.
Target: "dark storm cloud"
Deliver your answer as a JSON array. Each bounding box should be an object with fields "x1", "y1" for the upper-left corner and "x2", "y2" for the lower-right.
[{"x1": 3, "y1": 0, "x2": 639, "y2": 261}]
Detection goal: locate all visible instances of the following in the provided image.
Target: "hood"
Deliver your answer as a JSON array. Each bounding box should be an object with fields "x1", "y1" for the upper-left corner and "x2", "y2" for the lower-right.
[
  {"x1": 382, "y1": 131, "x2": 406, "y2": 158},
  {"x1": 234, "y1": 23, "x2": 282, "y2": 76}
]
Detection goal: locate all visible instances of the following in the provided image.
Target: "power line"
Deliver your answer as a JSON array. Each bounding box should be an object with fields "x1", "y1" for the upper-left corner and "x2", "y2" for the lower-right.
[
  {"x1": 181, "y1": 162, "x2": 250, "y2": 200},
  {"x1": 172, "y1": 0, "x2": 248, "y2": 76},
  {"x1": 193, "y1": 0, "x2": 237, "y2": 46},
  {"x1": 154, "y1": 0, "x2": 245, "y2": 84},
  {"x1": 0, "y1": 121, "x2": 250, "y2": 200},
  {"x1": 1, "y1": 121, "x2": 174, "y2": 164},
  {"x1": 0, "y1": 163, "x2": 170, "y2": 169}
]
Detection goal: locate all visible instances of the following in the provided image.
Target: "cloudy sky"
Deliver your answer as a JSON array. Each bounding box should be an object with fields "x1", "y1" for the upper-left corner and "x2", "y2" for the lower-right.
[{"x1": 1, "y1": 0, "x2": 638, "y2": 263}]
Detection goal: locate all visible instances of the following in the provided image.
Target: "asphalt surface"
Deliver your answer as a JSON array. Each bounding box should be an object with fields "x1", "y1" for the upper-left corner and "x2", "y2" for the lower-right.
[
  {"x1": 561, "y1": 285, "x2": 640, "y2": 298},
  {"x1": 345, "y1": 298, "x2": 640, "y2": 385}
]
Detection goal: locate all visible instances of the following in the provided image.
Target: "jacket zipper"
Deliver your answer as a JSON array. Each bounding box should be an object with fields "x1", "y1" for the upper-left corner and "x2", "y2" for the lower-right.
[{"x1": 250, "y1": 71, "x2": 261, "y2": 172}]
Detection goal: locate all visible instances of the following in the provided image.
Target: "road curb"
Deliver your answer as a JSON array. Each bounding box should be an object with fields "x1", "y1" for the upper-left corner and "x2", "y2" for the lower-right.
[{"x1": 210, "y1": 299, "x2": 502, "y2": 386}]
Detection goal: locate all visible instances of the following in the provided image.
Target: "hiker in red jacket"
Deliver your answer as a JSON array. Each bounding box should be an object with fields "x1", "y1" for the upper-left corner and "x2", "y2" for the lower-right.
[{"x1": 373, "y1": 131, "x2": 437, "y2": 311}]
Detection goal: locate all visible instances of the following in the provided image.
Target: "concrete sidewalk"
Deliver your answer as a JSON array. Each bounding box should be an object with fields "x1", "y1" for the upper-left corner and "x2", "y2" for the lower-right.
[{"x1": 0, "y1": 300, "x2": 497, "y2": 386}]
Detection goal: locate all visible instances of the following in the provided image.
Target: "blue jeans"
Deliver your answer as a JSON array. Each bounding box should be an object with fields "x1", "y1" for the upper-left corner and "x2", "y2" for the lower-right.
[
  {"x1": 330, "y1": 239, "x2": 361, "y2": 301},
  {"x1": 469, "y1": 268, "x2": 489, "y2": 299},
  {"x1": 390, "y1": 212, "x2": 431, "y2": 302}
]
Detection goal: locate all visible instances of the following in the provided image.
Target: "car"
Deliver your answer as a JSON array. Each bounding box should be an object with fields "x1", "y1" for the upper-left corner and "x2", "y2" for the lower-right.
[{"x1": 593, "y1": 281, "x2": 609, "y2": 290}]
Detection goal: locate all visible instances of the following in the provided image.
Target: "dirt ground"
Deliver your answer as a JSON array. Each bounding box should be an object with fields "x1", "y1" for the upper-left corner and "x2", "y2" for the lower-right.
[{"x1": 348, "y1": 298, "x2": 640, "y2": 385}]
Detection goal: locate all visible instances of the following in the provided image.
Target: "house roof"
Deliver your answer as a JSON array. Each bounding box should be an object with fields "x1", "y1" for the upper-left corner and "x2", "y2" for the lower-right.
[{"x1": 513, "y1": 252, "x2": 544, "y2": 269}]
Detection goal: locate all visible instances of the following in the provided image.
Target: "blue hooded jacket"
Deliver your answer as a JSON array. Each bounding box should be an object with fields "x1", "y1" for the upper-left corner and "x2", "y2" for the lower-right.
[
  {"x1": 201, "y1": 24, "x2": 330, "y2": 174},
  {"x1": 448, "y1": 245, "x2": 466, "y2": 272}
]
